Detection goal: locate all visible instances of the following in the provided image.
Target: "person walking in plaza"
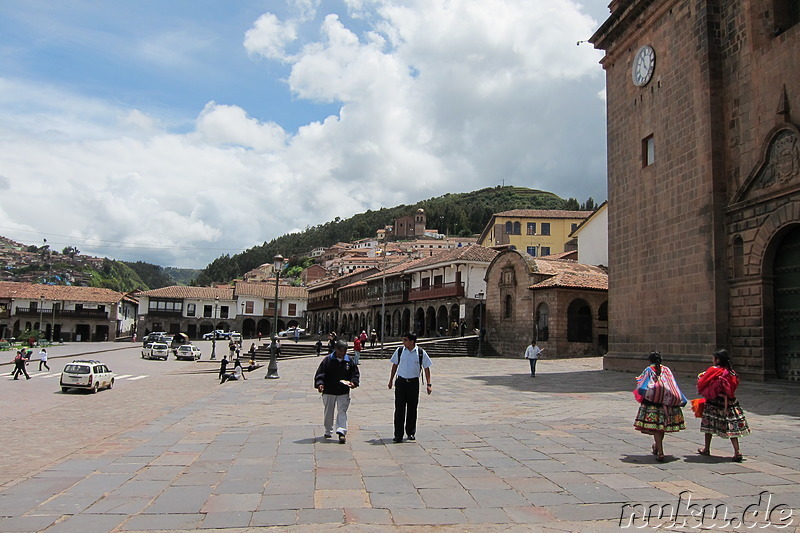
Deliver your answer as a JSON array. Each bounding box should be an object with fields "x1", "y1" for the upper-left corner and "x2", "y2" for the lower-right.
[
  {"x1": 314, "y1": 340, "x2": 360, "y2": 443},
  {"x1": 388, "y1": 332, "x2": 432, "y2": 443},
  {"x1": 695, "y1": 348, "x2": 750, "y2": 462},
  {"x1": 352, "y1": 335, "x2": 362, "y2": 365},
  {"x1": 633, "y1": 351, "x2": 687, "y2": 461},
  {"x1": 370, "y1": 329, "x2": 377, "y2": 348},
  {"x1": 359, "y1": 330, "x2": 368, "y2": 348},
  {"x1": 38, "y1": 348, "x2": 50, "y2": 371},
  {"x1": 218, "y1": 354, "x2": 229, "y2": 381},
  {"x1": 294, "y1": 327, "x2": 300, "y2": 343},
  {"x1": 524, "y1": 339, "x2": 542, "y2": 377},
  {"x1": 12, "y1": 349, "x2": 30, "y2": 380}
]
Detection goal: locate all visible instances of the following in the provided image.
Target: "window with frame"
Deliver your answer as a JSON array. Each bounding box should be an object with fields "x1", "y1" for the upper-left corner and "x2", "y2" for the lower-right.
[
  {"x1": 527, "y1": 222, "x2": 536, "y2": 235},
  {"x1": 513, "y1": 221, "x2": 521, "y2": 235},
  {"x1": 643, "y1": 134, "x2": 655, "y2": 167},
  {"x1": 186, "y1": 303, "x2": 196, "y2": 317},
  {"x1": 220, "y1": 306, "x2": 229, "y2": 319},
  {"x1": 527, "y1": 246, "x2": 537, "y2": 257},
  {"x1": 288, "y1": 303, "x2": 297, "y2": 316},
  {"x1": 245, "y1": 301, "x2": 254, "y2": 314},
  {"x1": 504, "y1": 294, "x2": 513, "y2": 318},
  {"x1": 203, "y1": 305, "x2": 212, "y2": 318},
  {"x1": 541, "y1": 247, "x2": 550, "y2": 256},
  {"x1": 774, "y1": 0, "x2": 800, "y2": 34},
  {"x1": 541, "y1": 223, "x2": 551, "y2": 236},
  {"x1": 505, "y1": 221, "x2": 513, "y2": 234}
]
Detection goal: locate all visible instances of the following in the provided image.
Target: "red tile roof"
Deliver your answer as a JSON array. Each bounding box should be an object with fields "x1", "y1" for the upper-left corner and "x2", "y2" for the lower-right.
[
  {"x1": 494, "y1": 209, "x2": 591, "y2": 219},
  {"x1": 235, "y1": 282, "x2": 308, "y2": 299},
  {"x1": 139, "y1": 286, "x2": 234, "y2": 299},
  {"x1": 0, "y1": 281, "x2": 124, "y2": 303}
]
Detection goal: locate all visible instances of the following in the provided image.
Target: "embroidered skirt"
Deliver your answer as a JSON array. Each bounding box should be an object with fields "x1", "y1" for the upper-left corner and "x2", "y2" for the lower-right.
[
  {"x1": 634, "y1": 401, "x2": 686, "y2": 434},
  {"x1": 700, "y1": 397, "x2": 751, "y2": 438}
]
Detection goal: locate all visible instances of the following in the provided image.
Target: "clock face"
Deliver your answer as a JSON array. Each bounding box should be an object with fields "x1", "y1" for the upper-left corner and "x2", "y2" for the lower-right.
[{"x1": 632, "y1": 45, "x2": 656, "y2": 87}]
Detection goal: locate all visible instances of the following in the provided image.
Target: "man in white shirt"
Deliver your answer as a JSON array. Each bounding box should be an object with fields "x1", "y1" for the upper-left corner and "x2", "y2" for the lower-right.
[
  {"x1": 387, "y1": 332, "x2": 432, "y2": 443},
  {"x1": 524, "y1": 340, "x2": 543, "y2": 377}
]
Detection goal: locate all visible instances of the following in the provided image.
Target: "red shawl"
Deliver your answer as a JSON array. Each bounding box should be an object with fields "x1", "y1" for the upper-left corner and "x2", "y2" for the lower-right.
[{"x1": 697, "y1": 366, "x2": 739, "y2": 400}]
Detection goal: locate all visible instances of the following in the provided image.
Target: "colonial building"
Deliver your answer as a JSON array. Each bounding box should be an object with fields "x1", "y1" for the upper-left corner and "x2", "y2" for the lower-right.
[
  {"x1": 484, "y1": 250, "x2": 608, "y2": 358},
  {"x1": 570, "y1": 201, "x2": 609, "y2": 267},
  {"x1": 0, "y1": 282, "x2": 128, "y2": 342},
  {"x1": 478, "y1": 210, "x2": 591, "y2": 257},
  {"x1": 591, "y1": 0, "x2": 800, "y2": 379},
  {"x1": 393, "y1": 208, "x2": 427, "y2": 239},
  {"x1": 137, "y1": 283, "x2": 309, "y2": 339},
  {"x1": 137, "y1": 286, "x2": 234, "y2": 339}
]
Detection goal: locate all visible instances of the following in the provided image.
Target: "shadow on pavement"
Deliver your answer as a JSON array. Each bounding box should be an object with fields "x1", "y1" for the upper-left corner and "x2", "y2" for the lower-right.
[{"x1": 466, "y1": 370, "x2": 631, "y2": 393}]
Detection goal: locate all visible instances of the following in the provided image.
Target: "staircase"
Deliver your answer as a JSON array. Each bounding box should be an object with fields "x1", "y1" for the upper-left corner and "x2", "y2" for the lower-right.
[{"x1": 249, "y1": 335, "x2": 502, "y2": 361}]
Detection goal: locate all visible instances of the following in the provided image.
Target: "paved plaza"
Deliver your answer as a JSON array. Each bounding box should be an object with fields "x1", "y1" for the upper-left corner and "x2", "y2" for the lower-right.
[{"x1": 2, "y1": 345, "x2": 800, "y2": 532}]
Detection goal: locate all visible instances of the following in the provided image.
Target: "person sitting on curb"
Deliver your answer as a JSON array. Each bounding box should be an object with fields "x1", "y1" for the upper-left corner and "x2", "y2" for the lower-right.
[{"x1": 221, "y1": 359, "x2": 246, "y2": 384}]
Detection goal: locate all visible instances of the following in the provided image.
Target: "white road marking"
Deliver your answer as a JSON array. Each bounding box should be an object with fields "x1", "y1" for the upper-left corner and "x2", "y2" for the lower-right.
[
  {"x1": 127, "y1": 375, "x2": 148, "y2": 381},
  {"x1": 114, "y1": 375, "x2": 132, "y2": 379}
]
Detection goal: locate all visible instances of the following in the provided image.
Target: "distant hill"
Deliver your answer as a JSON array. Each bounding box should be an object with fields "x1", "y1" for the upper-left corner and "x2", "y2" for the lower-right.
[
  {"x1": 193, "y1": 186, "x2": 598, "y2": 285},
  {"x1": 0, "y1": 239, "x2": 198, "y2": 292}
]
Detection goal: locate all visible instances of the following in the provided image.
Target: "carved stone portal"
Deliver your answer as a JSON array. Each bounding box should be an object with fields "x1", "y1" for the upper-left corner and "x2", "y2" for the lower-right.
[{"x1": 754, "y1": 129, "x2": 800, "y2": 192}]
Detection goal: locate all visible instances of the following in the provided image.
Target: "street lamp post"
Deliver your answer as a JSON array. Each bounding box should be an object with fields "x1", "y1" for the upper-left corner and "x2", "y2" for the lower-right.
[
  {"x1": 266, "y1": 254, "x2": 284, "y2": 379},
  {"x1": 38, "y1": 296, "x2": 44, "y2": 343},
  {"x1": 475, "y1": 292, "x2": 484, "y2": 357},
  {"x1": 210, "y1": 296, "x2": 219, "y2": 360},
  {"x1": 241, "y1": 302, "x2": 245, "y2": 338}
]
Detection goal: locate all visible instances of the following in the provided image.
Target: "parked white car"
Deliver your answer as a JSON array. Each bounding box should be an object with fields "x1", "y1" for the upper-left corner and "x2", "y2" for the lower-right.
[
  {"x1": 60, "y1": 360, "x2": 114, "y2": 393},
  {"x1": 141, "y1": 342, "x2": 170, "y2": 360},
  {"x1": 175, "y1": 345, "x2": 202, "y2": 361},
  {"x1": 277, "y1": 327, "x2": 306, "y2": 338}
]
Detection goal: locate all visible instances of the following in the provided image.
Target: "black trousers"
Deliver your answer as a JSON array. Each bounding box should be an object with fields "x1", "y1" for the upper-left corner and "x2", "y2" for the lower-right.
[{"x1": 394, "y1": 377, "x2": 420, "y2": 440}]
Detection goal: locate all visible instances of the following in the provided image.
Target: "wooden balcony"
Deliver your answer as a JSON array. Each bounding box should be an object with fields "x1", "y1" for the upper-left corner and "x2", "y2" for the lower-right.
[
  {"x1": 308, "y1": 297, "x2": 339, "y2": 311},
  {"x1": 408, "y1": 282, "x2": 465, "y2": 302},
  {"x1": 15, "y1": 307, "x2": 109, "y2": 319}
]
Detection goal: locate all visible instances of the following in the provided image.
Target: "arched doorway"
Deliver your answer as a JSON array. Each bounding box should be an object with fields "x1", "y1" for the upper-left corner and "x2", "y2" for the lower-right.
[
  {"x1": 567, "y1": 299, "x2": 592, "y2": 342},
  {"x1": 242, "y1": 318, "x2": 256, "y2": 338},
  {"x1": 774, "y1": 226, "x2": 800, "y2": 378}
]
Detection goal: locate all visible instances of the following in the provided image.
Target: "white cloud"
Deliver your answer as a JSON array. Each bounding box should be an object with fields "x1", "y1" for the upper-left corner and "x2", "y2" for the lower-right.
[
  {"x1": 244, "y1": 13, "x2": 298, "y2": 62},
  {"x1": 0, "y1": 0, "x2": 608, "y2": 268}
]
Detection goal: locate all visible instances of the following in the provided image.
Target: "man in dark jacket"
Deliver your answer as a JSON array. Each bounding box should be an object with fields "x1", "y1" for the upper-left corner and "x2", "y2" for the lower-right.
[{"x1": 314, "y1": 340, "x2": 360, "y2": 443}]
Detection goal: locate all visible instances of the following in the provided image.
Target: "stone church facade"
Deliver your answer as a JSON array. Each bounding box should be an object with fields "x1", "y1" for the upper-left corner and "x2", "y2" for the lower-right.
[{"x1": 591, "y1": 0, "x2": 800, "y2": 380}]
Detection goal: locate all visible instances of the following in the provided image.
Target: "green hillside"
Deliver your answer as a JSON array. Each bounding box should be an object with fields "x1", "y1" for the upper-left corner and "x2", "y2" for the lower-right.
[{"x1": 193, "y1": 186, "x2": 597, "y2": 285}]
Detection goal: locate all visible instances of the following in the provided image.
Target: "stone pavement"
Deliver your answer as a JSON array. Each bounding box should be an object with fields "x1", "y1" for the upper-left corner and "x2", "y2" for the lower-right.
[{"x1": 1, "y1": 352, "x2": 799, "y2": 532}]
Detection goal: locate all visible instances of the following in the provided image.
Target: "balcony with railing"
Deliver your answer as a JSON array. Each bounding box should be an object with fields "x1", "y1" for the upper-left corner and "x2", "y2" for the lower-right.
[
  {"x1": 146, "y1": 309, "x2": 184, "y2": 317},
  {"x1": 15, "y1": 307, "x2": 109, "y2": 319},
  {"x1": 308, "y1": 296, "x2": 339, "y2": 311},
  {"x1": 408, "y1": 281, "x2": 465, "y2": 302}
]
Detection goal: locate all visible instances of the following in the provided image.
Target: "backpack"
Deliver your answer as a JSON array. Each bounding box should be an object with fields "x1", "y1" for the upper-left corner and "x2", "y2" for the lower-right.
[{"x1": 394, "y1": 346, "x2": 424, "y2": 377}]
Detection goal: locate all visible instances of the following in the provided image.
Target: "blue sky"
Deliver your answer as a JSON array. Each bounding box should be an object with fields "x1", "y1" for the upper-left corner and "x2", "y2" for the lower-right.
[{"x1": 0, "y1": 0, "x2": 610, "y2": 268}]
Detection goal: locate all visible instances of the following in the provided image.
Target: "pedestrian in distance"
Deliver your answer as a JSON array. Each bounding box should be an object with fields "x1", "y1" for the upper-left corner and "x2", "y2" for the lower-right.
[
  {"x1": 294, "y1": 328, "x2": 300, "y2": 343},
  {"x1": 352, "y1": 336, "x2": 362, "y2": 365},
  {"x1": 218, "y1": 354, "x2": 229, "y2": 381},
  {"x1": 38, "y1": 348, "x2": 50, "y2": 371},
  {"x1": 524, "y1": 340, "x2": 542, "y2": 377},
  {"x1": 694, "y1": 348, "x2": 750, "y2": 462},
  {"x1": 388, "y1": 332, "x2": 432, "y2": 443},
  {"x1": 315, "y1": 338, "x2": 323, "y2": 356},
  {"x1": 12, "y1": 350, "x2": 31, "y2": 380},
  {"x1": 314, "y1": 339, "x2": 360, "y2": 443},
  {"x1": 633, "y1": 351, "x2": 687, "y2": 461},
  {"x1": 370, "y1": 329, "x2": 377, "y2": 349}
]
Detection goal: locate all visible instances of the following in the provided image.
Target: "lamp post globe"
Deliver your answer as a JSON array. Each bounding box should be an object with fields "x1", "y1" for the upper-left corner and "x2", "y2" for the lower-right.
[{"x1": 266, "y1": 254, "x2": 284, "y2": 379}]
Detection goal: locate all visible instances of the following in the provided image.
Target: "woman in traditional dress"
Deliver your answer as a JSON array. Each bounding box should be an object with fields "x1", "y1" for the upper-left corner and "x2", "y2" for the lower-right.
[
  {"x1": 695, "y1": 348, "x2": 750, "y2": 462},
  {"x1": 633, "y1": 351, "x2": 687, "y2": 461}
]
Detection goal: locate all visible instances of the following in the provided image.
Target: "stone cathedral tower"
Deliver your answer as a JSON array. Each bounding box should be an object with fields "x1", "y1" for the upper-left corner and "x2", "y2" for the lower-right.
[{"x1": 591, "y1": 0, "x2": 800, "y2": 380}]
